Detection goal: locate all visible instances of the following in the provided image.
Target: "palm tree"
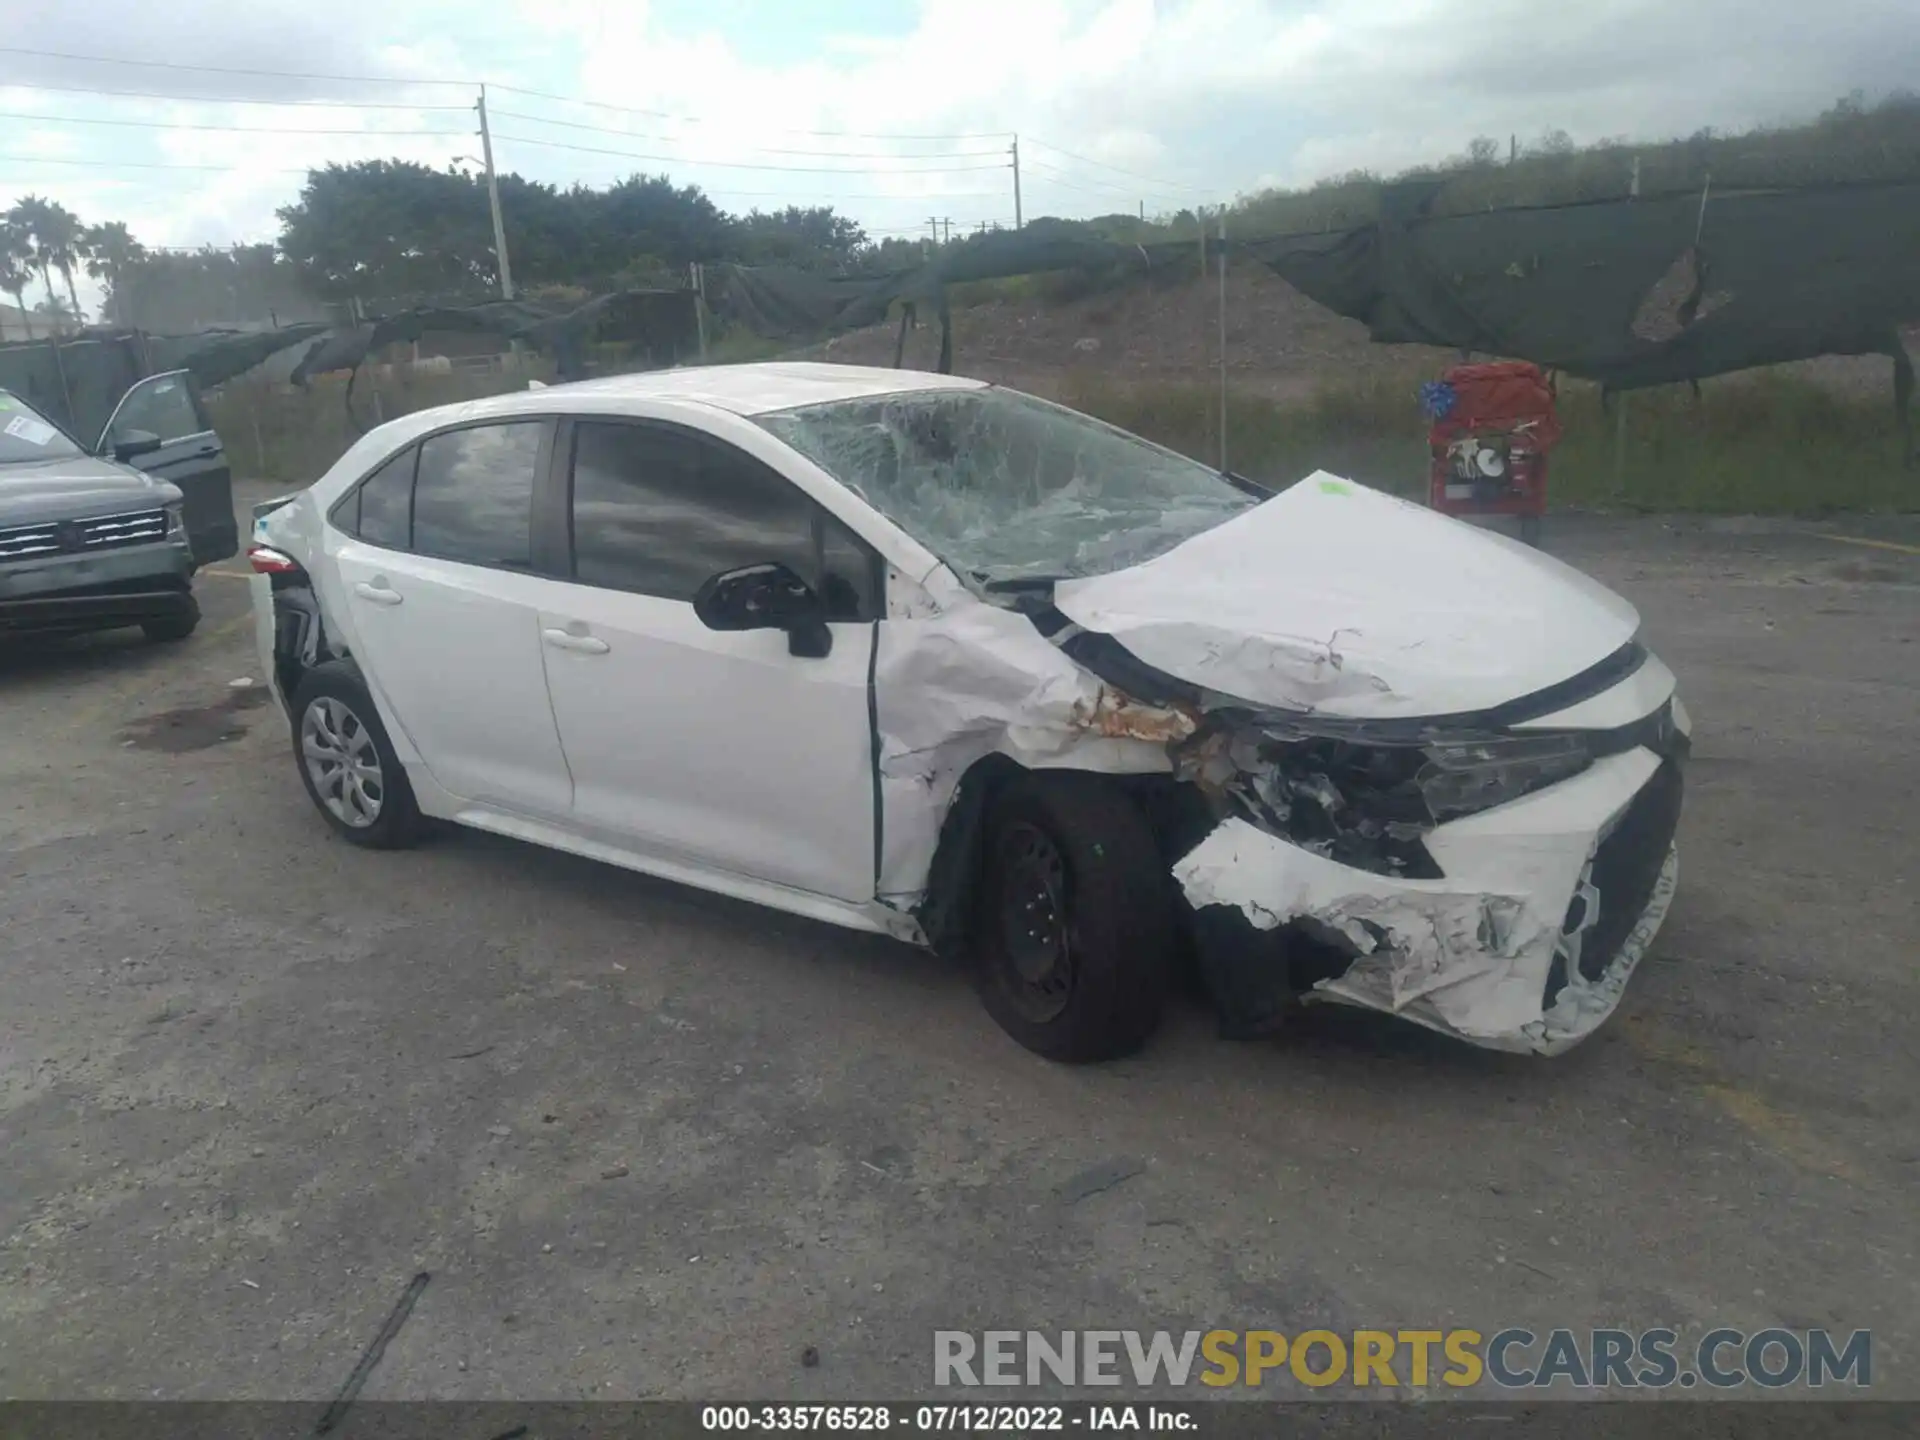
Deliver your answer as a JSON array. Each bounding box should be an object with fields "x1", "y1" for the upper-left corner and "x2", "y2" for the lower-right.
[
  {"x1": 0, "y1": 219, "x2": 34, "y2": 339},
  {"x1": 84, "y1": 220, "x2": 147, "y2": 327},
  {"x1": 7, "y1": 195, "x2": 88, "y2": 322},
  {"x1": 33, "y1": 295, "x2": 77, "y2": 335}
]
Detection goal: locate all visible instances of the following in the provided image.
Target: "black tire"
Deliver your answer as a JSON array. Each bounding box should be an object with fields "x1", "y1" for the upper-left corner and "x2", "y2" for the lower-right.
[
  {"x1": 288, "y1": 661, "x2": 423, "y2": 849},
  {"x1": 141, "y1": 594, "x2": 201, "y2": 643},
  {"x1": 972, "y1": 772, "x2": 1175, "y2": 1062}
]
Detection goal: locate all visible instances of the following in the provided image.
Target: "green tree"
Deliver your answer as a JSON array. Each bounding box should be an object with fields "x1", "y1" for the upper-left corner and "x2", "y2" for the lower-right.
[
  {"x1": 278, "y1": 160, "x2": 500, "y2": 305},
  {"x1": 83, "y1": 221, "x2": 147, "y2": 326},
  {"x1": 6, "y1": 195, "x2": 87, "y2": 320},
  {"x1": 727, "y1": 205, "x2": 868, "y2": 272},
  {"x1": 0, "y1": 219, "x2": 35, "y2": 338},
  {"x1": 583, "y1": 173, "x2": 730, "y2": 275}
]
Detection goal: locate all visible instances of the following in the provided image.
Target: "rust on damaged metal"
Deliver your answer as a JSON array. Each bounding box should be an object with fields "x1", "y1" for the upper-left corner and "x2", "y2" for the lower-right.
[{"x1": 1069, "y1": 686, "x2": 1200, "y2": 744}]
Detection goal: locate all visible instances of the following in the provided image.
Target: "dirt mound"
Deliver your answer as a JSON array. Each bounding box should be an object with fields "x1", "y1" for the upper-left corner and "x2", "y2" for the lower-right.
[
  {"x1": 802, "y1": 266, "x2": 1454, "y2": 398},
  {"x1": 796, "y1": 265, "x2": 1912, "y2": 403}
]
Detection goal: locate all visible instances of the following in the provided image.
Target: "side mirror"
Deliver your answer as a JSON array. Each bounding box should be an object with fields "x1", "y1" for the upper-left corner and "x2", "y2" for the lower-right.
[
  {"x1": 692, "y1": 562, "x2": 833, "y2": 659},
  {"x1": 111, "y1": 429, "x2": 163, "y2": 464}
]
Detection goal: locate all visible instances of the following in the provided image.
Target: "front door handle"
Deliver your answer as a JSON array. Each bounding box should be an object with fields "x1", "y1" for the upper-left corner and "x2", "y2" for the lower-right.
[
  {"x1": 542, "y1": 627, "x2": 609, "y2": 655},
  {"x1": 353, "y1": 580, "x2": 403, "y2": 607}
]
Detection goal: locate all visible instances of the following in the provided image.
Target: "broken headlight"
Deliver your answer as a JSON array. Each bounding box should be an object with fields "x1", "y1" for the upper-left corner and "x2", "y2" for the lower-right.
[
  {"x1": 1178, "y1": 721, "x2": 1593, "y2": 878},
  {"x1": 1417, "y1": 733, "x2": 1593, "y2": 821}
]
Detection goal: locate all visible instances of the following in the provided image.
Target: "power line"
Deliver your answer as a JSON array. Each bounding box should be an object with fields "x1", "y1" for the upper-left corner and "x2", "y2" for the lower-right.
[
  {"x1": 0, "y1": 109, "x2": 471, "y2": 138},
  {"x1": 492, "y1": 131, "x2": 1010, "y2": 176},
  {"x1": 0, "y1": 45, "x2": 469, "y2": 87},
  {"x1": 487, "y1": 109, "x2": 1003, "y2": 160},
  {"x1": 0, "y1": 151, "x2": 1009, "y2": 198},
  {"x1": 711, "y1": 189, "x2": 1005, "y2": 201},
  {"x1": 0, "y1": 80, "x2": 474, "y2": 111},
  {"x1": 1025, "y1": 135, "x2": 1198, "y2": 194},
  {"x1": 0, "y1": 152, "x2": 313, "y2": 173},
  {"x1": 0, "y1": 47, "x2": 1011, "y2": 142},
  {"x1": 1021, "y1": 159, "x2": 1151, "y2": 203},
  {"x1": 485, "y1": 81, "x2": 1007, "y2": 141}
]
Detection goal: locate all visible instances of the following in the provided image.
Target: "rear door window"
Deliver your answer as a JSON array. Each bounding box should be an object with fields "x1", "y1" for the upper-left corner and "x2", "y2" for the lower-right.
[
  {"x1": 412, "y1": 422, "x2": 543, "y2": 568},
  {"x1": 352, "y1": 447, "x2": 417, "y2": 549}
]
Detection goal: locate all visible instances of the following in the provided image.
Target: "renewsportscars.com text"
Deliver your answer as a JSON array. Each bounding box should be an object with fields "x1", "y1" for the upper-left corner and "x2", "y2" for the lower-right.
[{"x1": 933, "y1": 1328, "x2": 1871, "y2": 1391}]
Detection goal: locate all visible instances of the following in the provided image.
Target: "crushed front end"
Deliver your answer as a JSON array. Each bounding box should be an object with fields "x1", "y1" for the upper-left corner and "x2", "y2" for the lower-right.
[{"x1": 1166, "y1": 670, "x2": 1689, "y2": 1055}]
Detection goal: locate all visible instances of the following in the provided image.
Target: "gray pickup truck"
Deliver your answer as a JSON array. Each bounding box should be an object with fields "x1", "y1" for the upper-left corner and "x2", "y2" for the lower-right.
[{"x1": 1, "y1": 373, "x2": 235, "y2": 642}]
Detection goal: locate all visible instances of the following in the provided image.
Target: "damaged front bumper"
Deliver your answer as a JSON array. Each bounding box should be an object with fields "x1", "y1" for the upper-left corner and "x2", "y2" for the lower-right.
[{"x1": 1173, "y1": 745, "x2": 1684, "y2": 1055}]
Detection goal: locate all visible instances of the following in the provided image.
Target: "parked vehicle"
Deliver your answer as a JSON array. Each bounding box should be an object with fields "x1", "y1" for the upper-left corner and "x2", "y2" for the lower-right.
[
  {"x1": 0, "y1": 373, "x2": 235, "y2": 642},
  {"x1": 250, "y1": 363, "x2": 1688, "y2": 1062}
]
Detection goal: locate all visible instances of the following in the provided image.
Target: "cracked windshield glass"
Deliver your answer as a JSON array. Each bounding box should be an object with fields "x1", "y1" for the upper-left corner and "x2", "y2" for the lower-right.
[{"x1": 757, "y1": 386, "x2": 1257, "y2": 584}]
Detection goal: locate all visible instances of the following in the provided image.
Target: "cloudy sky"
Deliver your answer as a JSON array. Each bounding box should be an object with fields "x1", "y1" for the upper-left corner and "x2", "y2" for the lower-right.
[{"x1": 1, "y1": 0, "x2": 1912, "y2": 309}]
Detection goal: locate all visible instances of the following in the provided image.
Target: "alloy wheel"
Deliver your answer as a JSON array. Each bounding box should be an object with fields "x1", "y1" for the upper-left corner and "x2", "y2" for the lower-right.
[{"x1": 301, "y1": 696, "x2": 385, "y2": 828}]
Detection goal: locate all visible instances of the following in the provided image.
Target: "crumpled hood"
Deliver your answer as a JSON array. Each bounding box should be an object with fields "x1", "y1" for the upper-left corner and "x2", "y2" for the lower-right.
[
  {"x1": 0, "y1": 455, "x2": 177, "y2": 525},
  {"x1": 1051, "y1": 472, "x2": 1640, "y2": 720}
]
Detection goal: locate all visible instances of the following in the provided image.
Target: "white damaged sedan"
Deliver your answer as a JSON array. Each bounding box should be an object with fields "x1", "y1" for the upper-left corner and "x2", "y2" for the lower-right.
[{"x1": 250, "y1": 363, "x2": 1687, "y2": 1061}]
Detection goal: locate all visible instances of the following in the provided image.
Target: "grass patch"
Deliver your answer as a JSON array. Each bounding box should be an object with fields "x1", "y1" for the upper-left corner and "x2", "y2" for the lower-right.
[
  {"x1": 214, "y1": 358, "x2": 1915, "y2": 515},
  {"x1": 1057, "y1": 372, "x2": 1916, "y2": 514}
]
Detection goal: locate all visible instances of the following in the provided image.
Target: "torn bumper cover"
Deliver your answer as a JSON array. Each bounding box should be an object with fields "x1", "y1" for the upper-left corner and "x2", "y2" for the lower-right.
[{"x1": 1173, "y1": 744, "x2": 1684, "y2": 1056}]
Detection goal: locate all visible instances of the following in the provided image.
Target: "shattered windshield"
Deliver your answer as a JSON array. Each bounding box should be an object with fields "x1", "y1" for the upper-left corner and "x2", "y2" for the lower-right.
[
  {"x1": 755, "y1": 386, "x2": 1258, "y2": 584},
  {"x1": 0, "y1": 391, "x2": 85, "y2": 465}
]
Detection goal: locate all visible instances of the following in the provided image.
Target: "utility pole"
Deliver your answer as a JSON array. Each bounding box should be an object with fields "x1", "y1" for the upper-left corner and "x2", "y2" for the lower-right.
[
  {"x1": 942, "y1": 217, "x2": 951, "y2": 245},
  {"x1": 1011, "y1": 135, "x2": 1023, "y2": 230},
  {"x1": 1217, "y1": 209, "x2": 1228, "y2": 474},
  {"x1": 928, "y1": 216, "x2": 939, "y2": 249},
  {"x1": 476, "y1": 85, "x2": 515, "y2": 300}
]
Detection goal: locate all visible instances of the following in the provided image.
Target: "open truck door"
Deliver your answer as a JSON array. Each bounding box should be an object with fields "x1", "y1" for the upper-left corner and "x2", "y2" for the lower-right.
[{"x1": 97, "y1": 370, "x2": 237, "y2": 563}]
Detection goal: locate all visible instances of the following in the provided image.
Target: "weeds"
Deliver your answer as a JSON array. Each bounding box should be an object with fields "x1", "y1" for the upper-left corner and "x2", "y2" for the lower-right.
[
  {"x1": 212, "y1": 357, "x2": 1914, "y2": 514},
  {"x1": 1056, "y1": 372, "x2": 1916, "y2": 514}
]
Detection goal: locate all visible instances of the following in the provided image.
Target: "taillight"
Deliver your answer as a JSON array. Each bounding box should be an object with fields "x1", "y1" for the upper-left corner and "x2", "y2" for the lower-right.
[{"x1": 248, "y1": 544, "x2": 301, "y2": 575}]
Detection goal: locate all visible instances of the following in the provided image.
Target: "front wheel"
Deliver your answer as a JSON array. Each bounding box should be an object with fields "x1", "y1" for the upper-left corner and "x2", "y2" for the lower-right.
[
  {"x1": 289, "y1": 662, "x2": 423, "y2": 849},
  {"x1": 972, "y1": 773, "x2": 1175, "y2": 1062}
]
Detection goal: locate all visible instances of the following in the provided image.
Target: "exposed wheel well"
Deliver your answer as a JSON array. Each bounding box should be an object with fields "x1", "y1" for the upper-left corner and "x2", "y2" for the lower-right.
[
  {"x1": 268, "y1": 579, "x2": 351, "y2": 715},
  {"x1": 914, "y1": 755, "x2": 1219, "y2": 961}
]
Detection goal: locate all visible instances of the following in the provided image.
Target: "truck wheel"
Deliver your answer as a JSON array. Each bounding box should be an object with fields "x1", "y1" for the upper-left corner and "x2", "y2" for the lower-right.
[{"x1": 973, "y1": 772, "x2": 1174, "y2": 1062}]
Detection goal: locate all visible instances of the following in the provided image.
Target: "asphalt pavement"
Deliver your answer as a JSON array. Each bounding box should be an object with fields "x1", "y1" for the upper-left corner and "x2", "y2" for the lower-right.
[{"x1": 2, "y1": 486, "x2": 1916, "y2": 1402}]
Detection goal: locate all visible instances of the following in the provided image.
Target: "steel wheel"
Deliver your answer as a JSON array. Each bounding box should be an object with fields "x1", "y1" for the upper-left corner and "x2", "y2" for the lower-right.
[
  {"x1": 995, "y1": 820, "x2": 1075, "y2": 1024},
  {"x1": 300, "y1": 696, "x2": 384, "y2": 828}
]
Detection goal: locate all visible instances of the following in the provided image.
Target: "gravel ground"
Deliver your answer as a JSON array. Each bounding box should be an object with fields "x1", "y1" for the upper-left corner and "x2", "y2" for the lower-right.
[{"x1": 2, "y1": 487, "x2": 1916, "y2": 1404}]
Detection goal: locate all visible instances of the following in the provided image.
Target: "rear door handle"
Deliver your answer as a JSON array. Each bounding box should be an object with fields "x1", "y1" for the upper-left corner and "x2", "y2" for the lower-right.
[
  {"x1": 353, "y1": 581, "x2": 403, "y2": 607},
  {"x1": 543, "y1": 627, "x2": 609, "y2": 655}
]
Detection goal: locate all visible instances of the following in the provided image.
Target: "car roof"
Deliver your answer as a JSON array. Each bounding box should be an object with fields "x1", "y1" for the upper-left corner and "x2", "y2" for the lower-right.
[{"x1": 443, "y1": 362, "x2": 985, "y2": 423}]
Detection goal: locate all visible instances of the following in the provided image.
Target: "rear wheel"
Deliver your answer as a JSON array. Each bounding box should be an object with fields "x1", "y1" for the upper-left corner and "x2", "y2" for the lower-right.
[
  {"x1": 141, "y1": 594, "x2": 200, "y2": 643},
  {"x1": 972, "y1": 772, "x2": 1174, "y2": 1062},
  {"x1": 290, "y1": 662, "x2": 422, "y2": 849}
]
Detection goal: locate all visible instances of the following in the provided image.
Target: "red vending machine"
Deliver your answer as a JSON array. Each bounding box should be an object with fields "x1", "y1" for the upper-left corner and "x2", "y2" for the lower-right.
[{"x1": 1425, "y1": 361, "x2": 1562, "y2": 546}]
